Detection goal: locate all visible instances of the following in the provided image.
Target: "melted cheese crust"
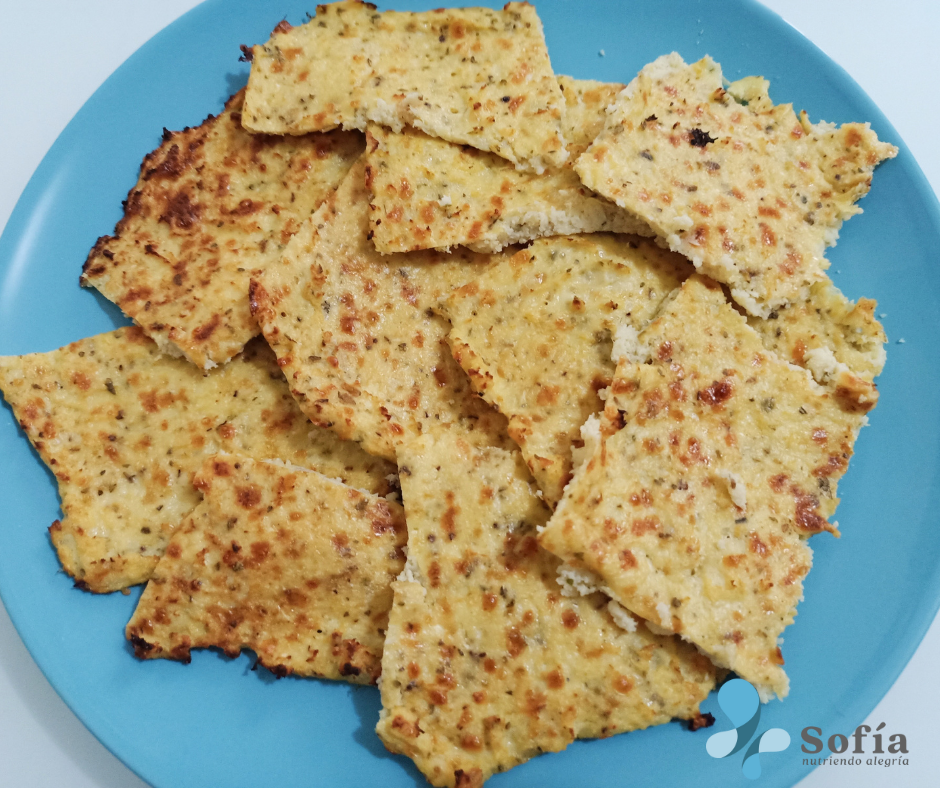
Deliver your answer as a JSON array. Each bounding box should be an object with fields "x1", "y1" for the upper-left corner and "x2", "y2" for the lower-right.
[
  {"x1": 81, "y1": 90, "x2": 363, "y2": 369},
  {"x1": 243, "y1": 1, "x2": 567, "y2": 172},
  {"x1": 0, "y1": 328, "x2": 394, "y2": 592},
  {"x1": 377, "y1": 431, "x2": 716, "y2": 787},
  {"x1": 440, "y1": 234, "x2": 690, "y2": 505},
  {"x1": 748, "y1": 278, "x2": 885, "y2": 419},
  {"x1": 539, "y1": 276, "x2": 864, "y2": 700},
  {"x1": 576, "y1": 54, "x2": 897, "y2": 316},
  {"x1": 366, "y1": 77, "x2": 647, "y2": 253},
  {"x1": 250, "y1": 159, "x2": 511, "y2": 461},
  {"x1": 127, "y1": 454, "x2": 405, "y2": 683}
]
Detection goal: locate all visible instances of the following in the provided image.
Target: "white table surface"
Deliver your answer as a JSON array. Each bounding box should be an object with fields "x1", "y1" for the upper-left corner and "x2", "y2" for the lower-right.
[{"x1": 0, "y1": 2, "x2": 937, "y2": 787}]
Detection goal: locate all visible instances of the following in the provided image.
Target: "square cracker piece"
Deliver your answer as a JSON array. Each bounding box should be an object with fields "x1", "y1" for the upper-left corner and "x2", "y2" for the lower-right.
[
  {"x1": 242, "y1": 1, "x2": 567, "y2": 173},
  {"x1": 576, "y1": 54, "x2": 897, "y2": 317},
  {"x1": 81, "y1": 89, "x2": 363, "y2": 369},
  {"x1": 440, "y1": 233, "x2": 691, "y2": 505},
  {"x1": 249, "y1": 159, "x2": 511, "y2": 462},
  {"x1": 366, "y1": 77, "x2": 650, "y2": 254},
  {"x1": 538, "y1": 276, "x2": 864, "y2": 701},
  {"x1": 126, "y1": 454, "x2": 405, "y2": 684},
  {"x1": 376, "y1": 431, "x2": 716, "y2": 788},
  {"x1": 0, "y1": 328, "x2": 395, "y2": 593}
]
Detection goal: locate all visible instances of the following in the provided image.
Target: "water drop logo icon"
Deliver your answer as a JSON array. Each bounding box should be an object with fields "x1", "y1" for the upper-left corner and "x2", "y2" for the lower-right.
[
  {"x1": 706, "y1": 679, "x2": 762, "y2": 758},
  {"x1": 742, "y1": 728, "x2": 791, "y2": 780},
  {"x1": 705, "y1": 679, "x2": 790, "y2": 779}
]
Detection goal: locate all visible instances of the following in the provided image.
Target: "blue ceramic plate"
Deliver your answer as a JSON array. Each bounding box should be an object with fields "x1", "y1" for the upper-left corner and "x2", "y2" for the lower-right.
[{"x1": 1, "y1": 1, "x2": 937, "y2": 787}]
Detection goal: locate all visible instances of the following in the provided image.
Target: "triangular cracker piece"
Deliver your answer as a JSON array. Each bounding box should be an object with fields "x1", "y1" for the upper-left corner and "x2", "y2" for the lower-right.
[
  {"x1": 748, "y1": 278, "x2": 885, "y2": 418},
  {"x1": 576, "y1": 54, "x2": 897, "y2": 316},
  {"x1": 376, "y1": 431, "x2": 716, "y2": 787},
  {"x1": 126, "y1": 454, "x2": 405, "y2": 683},
  {"x1": 0, "y1": 328, "x2": 395, "y2": 592},
  {"x1": 440, "y1": 234, "x2": 691, "y2": 505},
  {"x1": 366, "y1": 77, "x2": 650, "y2": 253},
  {"x1": 242, "y1": 1, "x2": 566, "y2": 172},
  {"x1": 250, "y1": 159, "x2": 511, "y2": 462},
  {"x1": 538, "y1": 276, "x2": 864, "y2": 700},
  {"x1": 81, "y1": 89, "x2": 363, "y2": 369}
]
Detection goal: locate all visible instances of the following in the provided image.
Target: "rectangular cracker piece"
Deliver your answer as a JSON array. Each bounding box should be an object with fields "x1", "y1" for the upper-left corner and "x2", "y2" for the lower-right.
[
  {"x1": 0, "y1": 328, "x2": 395, "y2": 593},
  {"x1": 366, "y1": 77, "x2": 650, "y2": 253},
  {"x1": 81, "y1": 89, "x2": 364, "y2": 369},
  {"x1": 440, "y1": 234, "x2": 691, "y2": 505},
  {"x1": 242, "y1": 1, "x2": 567, "y2": 173},
  {"x1": 376, "y1": 431, "x2": 716, "y2": 788},
  {"x1": 538, "y1": 276, "x2": 864, "y2": 701},
  {"x1": 748, "y1": 277, "x2": 885, "y2": 418},
  {"x1": 249, "y1": 159, "x2": 512, "y2": 462},
  {"x1": 126, "y1": 454, "x2": 405, "y2": 683},
  {"x1": 576, "y1": 54, "x2": 898, "y2": 317}
]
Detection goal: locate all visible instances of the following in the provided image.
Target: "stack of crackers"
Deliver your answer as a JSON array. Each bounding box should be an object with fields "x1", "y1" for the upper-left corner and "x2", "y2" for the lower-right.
[{"x1": 0, "y1": 2, "x2": 896, "y2": 786}]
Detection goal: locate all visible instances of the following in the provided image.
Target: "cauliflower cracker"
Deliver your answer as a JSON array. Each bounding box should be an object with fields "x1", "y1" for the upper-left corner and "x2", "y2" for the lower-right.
[
  {"x1": 539, "y1": 276, "x2": 865, "y2": 700},
  {"x1": 81, "y1": 90, "x2": 363, "y2": 369},
  {"x1": 576, "y1": 54, "x2": 897, "y2": 316},
  {"x1": 366, "y1": 77, "x2": 649, "y2": 253},
  {"x1": 439, "y1": 233, "x2": 691, "y2": 505},
  {"x1": 243, "y1": 1, "x2": 567, "y2": 172},
  {"x1": 126, "y1": 454, "x2": 405, "y2": 683},
  {"x1": 376, "y1": 431, "x2": 716, "y2": 787},
  {"x1": 0, "y1": 328, "x2": 395, "y2": 592},
  {"x1": 249, "y1": 159, "x2": 511, "y2": 462},
  {"x1": 749, "y1": 278, "x2": 885, "y2": 418}
]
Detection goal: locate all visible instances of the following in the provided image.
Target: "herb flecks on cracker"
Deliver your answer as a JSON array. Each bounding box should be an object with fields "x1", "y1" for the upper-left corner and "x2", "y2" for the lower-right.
[
  {"x1": 365, "y1": 77, "x2": 650, "y2": 253},
  {"x1": 82, "y1": 89, "x2": 363, "y2": 369},
  {"x1": 243, "y1": 1, "x2": 567, "y2": 173},
  {"x1": 377, "y1": 431, "x2": 716, "y2": 787},
  {"x1": 127, "y1": 454, "x2": 405, "y2": 683},
  {"x1": 0, "y1": 328, "x2": 395, "y2": 592},
  {"x1": 440, "y1": 233, "x2": 691, "y2": 505},
  {"x1": 539, "y1": 276, "x2": 866, "y2": 700},
  {"x1": 576, "y1": 54, "x2": 897, "y2": 317},
  {"x1": 250, "y1": 159, "x2": 512, "y2": 461},
  {"x1": 748, "y1": 278, "x2": 884, "y2": 418}
]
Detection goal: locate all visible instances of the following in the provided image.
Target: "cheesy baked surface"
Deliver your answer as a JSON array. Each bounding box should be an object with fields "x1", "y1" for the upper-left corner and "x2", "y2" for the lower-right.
[
  {"x1": 0, "y1": 9, "x2": 898, "y2": 777},
  {"x1": 250, "y1": 159, "x2": 511, "y2": 461},
  {"x1": 126, "y1": 454, "x2": 405, "y2": 683},
  {"x1": 0, "y1": 328, "x2": 394, "y2": 592},
  {"x1": 376, "y1": 431, "x2": 716, "y2": 787},
  {"x1": 440, "y1": 233, "x2": 690, "y2": 505},
  {"x1": 243, "y1": 1, "x2": 567, "y2": 172},
  {"x1": 365, "y1": 77, "x2": 648, "y2": 253},
  {"x1": 748, "y1": 278, "x2": 885, "y2": 420},
  {"x1": 576, "y1": 54, "x2": 897, "y2": 317},
  {"x1": 81, "y1": 90, "x2": 362, "y2": 369},
  {"x1": 538, "y1": 276, "x2": 865, "y2": 700}
]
